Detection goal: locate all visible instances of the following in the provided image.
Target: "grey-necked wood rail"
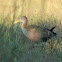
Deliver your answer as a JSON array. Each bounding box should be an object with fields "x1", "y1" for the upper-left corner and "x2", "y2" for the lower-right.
[{"x1": 14, "y1": 16, "x2": 56, "y2": 42}]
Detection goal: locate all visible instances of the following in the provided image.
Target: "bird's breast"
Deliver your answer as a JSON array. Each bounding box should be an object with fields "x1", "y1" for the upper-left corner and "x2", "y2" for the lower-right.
[{"x1": 28, "y1": 31, "x2": 41, "y2": 42}]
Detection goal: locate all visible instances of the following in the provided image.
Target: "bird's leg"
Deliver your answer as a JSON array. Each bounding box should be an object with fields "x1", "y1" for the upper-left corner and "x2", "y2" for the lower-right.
[
  {"x1": 28, "y1": 41, "x2": 35, "y2": 50},
  {"x1": 28, "y1": 41, "x2": 39, "y2": 50},
  {"x1": 42, "y1": 37, "x2": 47, "y2": 42}
]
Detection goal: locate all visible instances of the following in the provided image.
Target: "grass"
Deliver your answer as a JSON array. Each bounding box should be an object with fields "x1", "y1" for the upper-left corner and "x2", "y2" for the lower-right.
[
  {"x1": 0, "y1": 15, "x2": 62, "y2": 62},
  {"x1": 0, "y1": 0, "x2": 62, "y2": 19},
  {"x1": 0, "y1": 0, "x2": 62, "y2": 62}
]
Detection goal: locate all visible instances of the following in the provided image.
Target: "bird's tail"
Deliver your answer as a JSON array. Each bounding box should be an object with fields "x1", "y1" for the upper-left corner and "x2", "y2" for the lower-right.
[
  {"x1": 49, "y1": 26, "x2": 57, "y2": 35},
  {"x1": 46, "y1": 26, "x2": 57, "y2": 35},
  {"x1": 50, "y1": 26, "x2": 56, "y2": 32}
]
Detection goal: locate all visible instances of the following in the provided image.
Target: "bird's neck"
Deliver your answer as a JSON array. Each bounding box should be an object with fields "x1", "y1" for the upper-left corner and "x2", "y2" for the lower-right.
[
  {"x1": 23, "y1": 20, "x2": 27, "y2": 28},
  {"x1": 21, "y1": 21, "x2": 29, "y2": 37}
]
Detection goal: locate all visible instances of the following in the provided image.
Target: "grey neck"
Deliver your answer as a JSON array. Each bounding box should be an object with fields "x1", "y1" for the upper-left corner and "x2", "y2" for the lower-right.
[{"x1": 21, "y1": 23, "x2": 29, "y2": 37}]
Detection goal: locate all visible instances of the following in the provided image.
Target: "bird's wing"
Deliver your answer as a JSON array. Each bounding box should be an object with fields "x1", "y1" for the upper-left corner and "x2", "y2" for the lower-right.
[
  {"x1": 27, "y1": 25, "x2": 54, "y2": 38},
  {"x1": 27, "y1": 25, "x2": 41, "y2": 32}
]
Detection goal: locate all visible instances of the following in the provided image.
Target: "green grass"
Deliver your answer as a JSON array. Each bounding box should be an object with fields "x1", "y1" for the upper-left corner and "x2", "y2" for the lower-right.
[
  {"x1": 0, "y1": 15, "x2": 62, "y2": 62},
  {"x1": 0, "y1": 0, "x2": 62, "y2": 62},
  {"x1": 0, "y1": 0, "x2": 62, "y2": 61}
]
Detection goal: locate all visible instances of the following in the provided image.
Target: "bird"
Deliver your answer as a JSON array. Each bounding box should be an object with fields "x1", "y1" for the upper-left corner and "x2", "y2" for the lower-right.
[{"x1": 14, "y1": 16, "x2": 57, "y2": 42}]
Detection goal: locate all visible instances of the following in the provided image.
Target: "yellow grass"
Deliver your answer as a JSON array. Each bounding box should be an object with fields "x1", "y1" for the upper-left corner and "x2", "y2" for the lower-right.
[{"x1": 0, "y1": 0, "x2": 62, "y2": 20}]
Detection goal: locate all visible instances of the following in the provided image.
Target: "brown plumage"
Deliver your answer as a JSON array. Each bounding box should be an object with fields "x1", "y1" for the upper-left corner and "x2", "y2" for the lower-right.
[{"x1": 14, "y1": 16, "x2": 57, "y2": 42}]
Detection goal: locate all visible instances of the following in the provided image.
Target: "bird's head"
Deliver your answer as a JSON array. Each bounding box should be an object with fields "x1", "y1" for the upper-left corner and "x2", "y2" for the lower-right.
[{"x1": 14, "y1": 16, "x2": 27, "y2": 24}]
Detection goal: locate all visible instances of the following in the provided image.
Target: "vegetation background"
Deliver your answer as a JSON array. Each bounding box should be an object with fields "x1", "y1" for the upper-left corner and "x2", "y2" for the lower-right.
[{"x1": 0, "y1": 0, "x2": 62, "y2": 62}]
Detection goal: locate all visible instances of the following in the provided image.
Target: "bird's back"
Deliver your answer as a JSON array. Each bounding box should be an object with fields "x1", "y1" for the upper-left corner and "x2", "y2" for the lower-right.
[{"x1": 27, "y1": 25, "x2": 53, "y2": 42}]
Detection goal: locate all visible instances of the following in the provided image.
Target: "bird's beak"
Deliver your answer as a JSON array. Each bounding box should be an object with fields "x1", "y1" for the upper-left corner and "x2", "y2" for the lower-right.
[{"x1": 14, "y1": 19, "x2": 21, "y2": 23}]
